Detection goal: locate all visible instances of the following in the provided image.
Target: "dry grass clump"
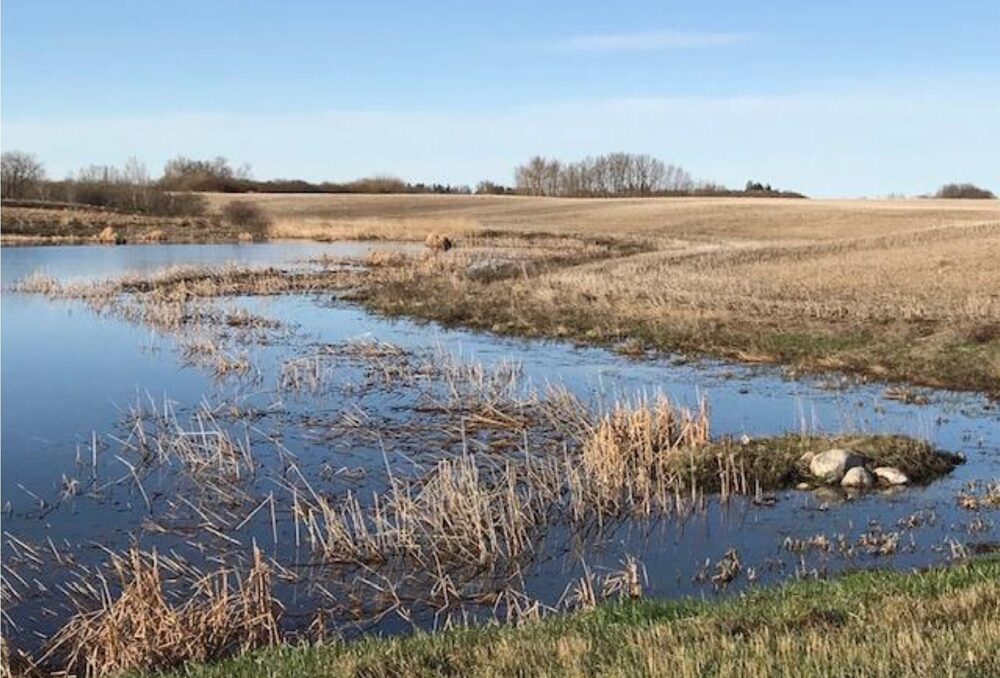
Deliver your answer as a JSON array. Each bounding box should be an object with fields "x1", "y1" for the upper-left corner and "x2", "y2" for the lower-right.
[
  {"x1": 290, "y1": 450, "x2": 560, "y2": 569},
  {"x1": 363, "y1": 250, "x2": 410, "y2": 268},
  {"x1": 41, "y1": 547, "x2": 279, "y2": 677},
  {"x1": 270, "y1": 216, "x2": 480, "y2": 242},
  {"x1": 563, "y1": 556, "x2": 646, "y2": 612},
  {"x1": 574, "y1": 396, "x2": 709, "y2": 513},
  {"x1": 121, "y1": 398, "x2": 257, "y2": 483},
  {"x1": 135, "y1": 229, "x2": 167, "y2": 243},
  {"x1": 424, "y1": 233, "x2": 453, "y2": 251},
  {"x1": 96, "y1": 226, "x2": 125, "y2": 244}
]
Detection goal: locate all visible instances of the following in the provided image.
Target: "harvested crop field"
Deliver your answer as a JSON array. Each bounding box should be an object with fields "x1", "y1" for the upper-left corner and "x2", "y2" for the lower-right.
[
  {"x1": 197, "y1": 194, "x2": 1000, "y2": 392},
  {"x1": 8, "y1": 194, "x2": 999, "y2": 390},
  {"x1": 3, "y1": 234, "x2": 1000, "y2": 676}
]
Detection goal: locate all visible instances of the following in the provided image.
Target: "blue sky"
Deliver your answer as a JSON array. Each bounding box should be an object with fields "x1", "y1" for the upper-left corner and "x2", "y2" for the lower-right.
[{"x1": 2, "y1": 0, "x2": 998, "y2": 196}]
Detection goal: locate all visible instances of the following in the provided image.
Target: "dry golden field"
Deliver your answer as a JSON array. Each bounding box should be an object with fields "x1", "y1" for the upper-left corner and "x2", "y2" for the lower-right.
[
  {"x1": 203, "y1": 193, "x2": 1000, "y2": 392},
  {"x1": 207, "y1": 192, "x2": 1000, "y2": 241},
  {"x1": 5, "y1": 193, "x2": 999, "y2": 390}
]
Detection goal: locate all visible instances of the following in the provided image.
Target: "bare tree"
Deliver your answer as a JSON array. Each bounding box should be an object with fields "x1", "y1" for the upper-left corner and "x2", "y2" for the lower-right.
[
  {"x1": 514, "y1": 152, "x2": 704, "y2": 197},
  {"x1": 1, "y1": 151, "x2": 46, "y2": 199},
  {"x1": 515, "y1": 156, "x2": 551, "y2": 196}
]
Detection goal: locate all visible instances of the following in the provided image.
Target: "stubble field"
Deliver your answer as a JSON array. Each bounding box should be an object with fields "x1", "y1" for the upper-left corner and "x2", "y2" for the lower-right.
[{"x1": 209, "y1": 193, "x2": 1000, "y2": 392}]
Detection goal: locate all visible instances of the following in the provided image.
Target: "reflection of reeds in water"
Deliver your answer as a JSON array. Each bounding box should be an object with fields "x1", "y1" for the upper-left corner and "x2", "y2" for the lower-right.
[{"x1": 0, "y1": 302, "x2": 965, "y2": 676}]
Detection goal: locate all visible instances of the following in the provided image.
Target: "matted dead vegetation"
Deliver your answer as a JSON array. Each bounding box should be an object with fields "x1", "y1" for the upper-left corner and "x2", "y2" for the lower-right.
[
  {"x1": 3, "y1": 255, "x2": 978, "y2": 675},
  {"x1": 0, "y1": 205, "x2": 246, "y2": 245},
  {"x1": 40, "y1": 547, "x2": 280, "y2": 678},
  {"x1": 197, "y1": 194, "x2": 1000, "y2": 392},
  {"x1": 0, "y1": 324, "x2": 964, "y2": 675},
  {"x1": 8, "y1": 194, "x2": 999, "y2": 390}
]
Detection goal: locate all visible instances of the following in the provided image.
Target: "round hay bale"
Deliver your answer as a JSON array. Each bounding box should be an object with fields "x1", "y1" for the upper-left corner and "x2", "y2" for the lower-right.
[{"x1": 425, "y1": 233, "x2": 453, "y2": 251}]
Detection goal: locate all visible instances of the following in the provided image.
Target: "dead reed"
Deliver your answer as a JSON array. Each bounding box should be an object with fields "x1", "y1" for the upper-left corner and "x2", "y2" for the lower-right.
[
  {"x1": 41, "y1": 546, "x2": 280, "y2": 677},
  {"x1": 573, "y1": 395, "x2": 710, "y2": 515}
]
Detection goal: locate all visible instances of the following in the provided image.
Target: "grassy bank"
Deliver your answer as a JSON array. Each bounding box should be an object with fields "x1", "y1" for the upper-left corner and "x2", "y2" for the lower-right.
[
  {"x1": 6, "y1": 195, "x2": 999, "y2": 392},
  {"x1": 238, "y1": 194, "x2": 1000, "y2": 393},
  {"x1": 141, "y1": 557, "x2": 1000, "y2": 678}
]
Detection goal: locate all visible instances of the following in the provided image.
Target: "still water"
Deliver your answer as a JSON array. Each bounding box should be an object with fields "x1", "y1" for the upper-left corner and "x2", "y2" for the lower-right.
[{"x1": 2, "y1": 243, "x2": 998, "y2": 650}]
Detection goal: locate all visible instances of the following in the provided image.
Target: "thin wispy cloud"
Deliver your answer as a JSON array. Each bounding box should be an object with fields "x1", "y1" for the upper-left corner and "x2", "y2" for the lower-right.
[
  {"x1": 5, "y1": 85, "x2": 997, "y2": 197},
  {"x1": 549, "y1": 29, "x2": 752, "y2": 52}
]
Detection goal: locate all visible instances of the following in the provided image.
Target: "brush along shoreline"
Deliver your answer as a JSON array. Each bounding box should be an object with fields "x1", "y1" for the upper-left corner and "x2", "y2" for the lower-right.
[
  {"x1": 2, "y1": 264, "x2": 974, "y2": 677},
  {"x1": 55, "y1": 557, "x2": 1000, "y2": 678},
  {"x1": 6, "y1": 195, "x2": 1000, "y2": 394}
]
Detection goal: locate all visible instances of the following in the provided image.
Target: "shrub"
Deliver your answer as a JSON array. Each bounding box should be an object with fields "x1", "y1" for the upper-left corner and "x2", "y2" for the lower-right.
[
  {"x1": 934, "y1": 183, "x2": 996, "y2": 199},
  {"x1": 220, "y1": 201, "x2": 272, "y2": 240}
]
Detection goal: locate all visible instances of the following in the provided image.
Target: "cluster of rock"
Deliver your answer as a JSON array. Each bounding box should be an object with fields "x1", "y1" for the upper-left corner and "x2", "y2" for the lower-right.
[{"x1": 800, "y1": 449, "x2": 910, "y2": 490}]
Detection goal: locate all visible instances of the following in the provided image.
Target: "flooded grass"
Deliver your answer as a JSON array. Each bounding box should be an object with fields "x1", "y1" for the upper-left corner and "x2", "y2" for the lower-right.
[
  {"x1": 126, "y1": 557, "x2": 1000, "y2": 678},
  {"x1": 38, "y1": 547, "x2": 280, "y2": 678},
  {"x1": 3, "y1": 244, "x2": 999, "y2": 676},
  {"x1": 0, "y1": 338, "x2": 966, "y2": 674}
]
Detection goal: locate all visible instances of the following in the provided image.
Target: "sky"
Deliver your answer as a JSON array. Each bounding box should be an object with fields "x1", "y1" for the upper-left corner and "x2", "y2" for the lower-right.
[{"x1": 2, "y1": 0, "x2": 998, "y2": 197}]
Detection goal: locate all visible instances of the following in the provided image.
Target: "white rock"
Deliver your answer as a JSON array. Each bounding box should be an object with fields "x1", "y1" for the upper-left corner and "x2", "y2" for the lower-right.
[
  {"x1": 873, "y1": 467, "x2": 909, "y2": 486},
  {"x1": 795, "y1": 482, "x2": 812, "y2": 491},
  {"x1": 809, "y1": 449, "x2": 866, "y2": 483},
  {"x1": 799, "y1": 451, "x2": 815, "y2": 466},
  {"x1": 841, "y1": 466, "x2": 875, "y2": 489}
]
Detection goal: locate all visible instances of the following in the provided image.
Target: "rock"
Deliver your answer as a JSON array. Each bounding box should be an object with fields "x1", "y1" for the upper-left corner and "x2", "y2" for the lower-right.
[
  {"x1": 873, "y1": 466, "x2": 909, "y2": 486},
  {"x1": 466, "y1": 258, "x2": 523, "y2": 281},
  {"x1": 841, "y1": 466, "x2": 875, "y2": 489},
  {"x1": 798, "y1": 451, "x2": 816, "y2": 466},
  {"x1": 809, "y1": 449, "x2": 867, "y2": 483},
  {"x1": 425, "y1": 233, "x2": 453, "y2": 251},
  {"x1": 795, "y1": 482, "x2": 812, "y2": 491}
]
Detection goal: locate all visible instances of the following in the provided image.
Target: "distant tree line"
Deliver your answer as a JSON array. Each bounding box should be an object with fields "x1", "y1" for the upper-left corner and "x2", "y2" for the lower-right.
[
  {"x1": 1, "y1": 151, "x2": 207, "y2": 216},
  {"x1": 511, "y1": 153, "x2": 805, "y2": 198},
  {"x1": 0, "y1": 152, "x2": 475, "y2": 214},
  {"x1": 4, "y1": 150, "x2": 833, "y2": 212},
  {"x1": 513, "y1": 153, "x2": 701, "y2": 197},
  {"x1": 160, "y1": 158, "x2": 473, "y2": 195},
  {"x1": 932, "y1": 183, "x2": 996, "y2": 200}
]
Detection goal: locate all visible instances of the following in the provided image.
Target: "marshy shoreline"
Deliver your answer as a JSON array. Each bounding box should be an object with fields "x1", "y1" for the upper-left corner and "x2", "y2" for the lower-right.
[
  {"x1": 2, "y1": 200, "x2": 1000, "y2": 676},
  {"x1": 113, "y1": 557, "x2": 1000, "y2": 678},
  {"x1": 5, "y1": 194, "x2": 998, "y2": 394},
  {"x1": 4, "y1": 243, "x2": 996, "y2": 676}
]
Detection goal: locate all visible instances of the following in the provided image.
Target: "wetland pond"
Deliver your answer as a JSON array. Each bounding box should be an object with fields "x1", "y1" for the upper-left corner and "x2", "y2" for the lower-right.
[{"x1": 2, "y1": 243, "x2": 999, "y2": 661}]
